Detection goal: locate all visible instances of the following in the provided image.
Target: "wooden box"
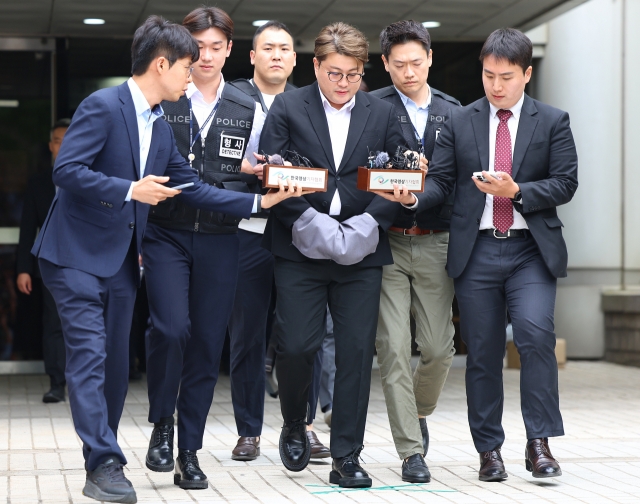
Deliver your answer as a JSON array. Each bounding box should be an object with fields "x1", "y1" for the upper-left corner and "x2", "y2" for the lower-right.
[
  {"x1": 357, "y1": 166, "x2": 425, "y2": 193},
  {"x1": 262, "y1": 164, "x2": 328, "y2": 192},
  {"x1": 506, "y1": 339, "x2": 566, "y2": 369}
]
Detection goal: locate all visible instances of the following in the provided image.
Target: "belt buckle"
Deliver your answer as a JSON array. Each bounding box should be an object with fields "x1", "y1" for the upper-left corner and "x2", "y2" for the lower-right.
[
  {"x1": 493, "y1": 229, "x2": 508, "y2": 239},
  {"x1": 403, "y1": 228, "x2": 411, "y2": 236}
]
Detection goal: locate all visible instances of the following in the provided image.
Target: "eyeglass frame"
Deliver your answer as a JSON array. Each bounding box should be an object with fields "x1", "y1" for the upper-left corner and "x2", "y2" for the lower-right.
[{"x1": 320, "y1": 63, "x2": 365, "y2": 84}]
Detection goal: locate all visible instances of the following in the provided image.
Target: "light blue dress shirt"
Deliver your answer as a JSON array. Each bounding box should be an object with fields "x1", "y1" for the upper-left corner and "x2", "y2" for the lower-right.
[
  {"x1": 395, "y1": 85, "x2": 432, "y2": 145},
  {"x1": 125, "y1": 78, "x2": 164, "y2": 201}
]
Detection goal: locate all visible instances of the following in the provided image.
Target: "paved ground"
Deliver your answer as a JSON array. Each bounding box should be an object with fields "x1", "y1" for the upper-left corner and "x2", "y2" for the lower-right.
[{"x1": 1, "y1": 360, "x2": 640, "y2": 503}]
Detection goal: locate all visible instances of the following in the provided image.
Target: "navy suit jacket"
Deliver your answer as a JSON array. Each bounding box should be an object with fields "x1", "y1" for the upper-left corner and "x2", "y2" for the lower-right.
[
  {"x1": 416, "y1": 94, "x2": 578, "y2": 279},
  {"x1": 32, "y1": 82, "x2": 254, "y2": 279}
]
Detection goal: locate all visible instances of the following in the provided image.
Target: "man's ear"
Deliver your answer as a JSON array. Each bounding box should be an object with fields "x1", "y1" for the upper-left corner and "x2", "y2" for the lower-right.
[
  {"x1": 155, "y1": 56, "x2": 167, "y2": 74},
  {"x1": 381, "y1": 54, "x2": 389, "y2": 72}
]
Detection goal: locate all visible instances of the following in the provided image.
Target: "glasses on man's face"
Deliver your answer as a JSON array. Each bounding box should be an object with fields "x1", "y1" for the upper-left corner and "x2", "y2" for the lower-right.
[
  {"x1": 324, "y1": 69, "x2": 364, "y2": 84},
  {"x1": 178, "y1": 63, "x2": 194, "y2": 77}
]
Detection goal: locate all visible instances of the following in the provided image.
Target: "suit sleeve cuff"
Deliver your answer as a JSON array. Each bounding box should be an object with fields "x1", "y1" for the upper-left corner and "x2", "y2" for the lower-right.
[{"x1": 401, "y1": 194, "x2": 419, "y2": 210}]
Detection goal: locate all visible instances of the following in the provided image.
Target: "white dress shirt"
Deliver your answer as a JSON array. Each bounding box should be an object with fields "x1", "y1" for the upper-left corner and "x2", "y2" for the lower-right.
[
  {"x1": 125, "y1": 78, "x2": 164, "y2": 201},
  {"x1": 479, "y1": 92, "x2": 528, "y2": 230},
  {"x1": 319, "y1": 87, "x2": 356, "y2": 216},
  {"x1": 186, "y1": 76, "x2": 265, "y2": 167}
]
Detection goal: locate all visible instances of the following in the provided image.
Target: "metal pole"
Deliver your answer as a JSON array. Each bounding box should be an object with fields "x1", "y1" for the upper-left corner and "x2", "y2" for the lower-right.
[{"x1": 620, "y1": 0, "x2": 626, "y2": 290}]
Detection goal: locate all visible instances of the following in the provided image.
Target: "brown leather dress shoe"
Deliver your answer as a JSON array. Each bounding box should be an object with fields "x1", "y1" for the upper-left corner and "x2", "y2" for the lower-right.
[
  {"x1": 525, "y1": 438, "x2": 562, "y2": 478},
  {"x1": 306, "y1": 431, "x2": 330, "y2": 459},
  {"x1": 231, "y1": 437, "x2": 260, "y2": 461},
  {"x1": 478, "y1": 449, "x2": 508, "y2": 482}
]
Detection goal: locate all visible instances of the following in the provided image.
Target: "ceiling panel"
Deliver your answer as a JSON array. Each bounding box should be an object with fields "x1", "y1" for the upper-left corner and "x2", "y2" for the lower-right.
[{"x1": 0, "y1": 0, "x2": 589, "y2": 49}]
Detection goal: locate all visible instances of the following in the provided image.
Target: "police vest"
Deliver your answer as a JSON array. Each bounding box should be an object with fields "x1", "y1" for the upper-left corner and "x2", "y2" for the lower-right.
[
  {"x1": 370, "y1": 86, "x2": 461, "y2": 231},
  {"x1": 148, "y1": 84, "x2": 256, "y2": 234}
]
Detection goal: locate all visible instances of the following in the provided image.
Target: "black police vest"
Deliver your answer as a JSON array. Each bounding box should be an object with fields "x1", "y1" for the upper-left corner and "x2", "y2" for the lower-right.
[
  {"x1": 370, "y1": 86, "x2": 461, "y2": 230},
  {"x1": 148, "y1": 83, "x2": 256, "y2": 234}
]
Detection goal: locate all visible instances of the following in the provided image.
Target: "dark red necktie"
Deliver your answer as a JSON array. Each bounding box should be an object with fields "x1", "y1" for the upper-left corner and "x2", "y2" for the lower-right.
[{"x1": 493, "y1": 109, "x2": 513, "y2": 233}]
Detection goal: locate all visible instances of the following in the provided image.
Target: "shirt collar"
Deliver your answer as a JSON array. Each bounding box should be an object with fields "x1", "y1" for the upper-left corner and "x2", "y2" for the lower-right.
[
  {"x1": 395, "y1": 85, "x2": 432, "y2": 110},
  {"x1": 489, "y1": 92, "x2": 525, "y2": 120},
  {"x1": 318, "y1": 85, "x2": 357, "y2": 114},
  {"x1": 186, "y1": 74, "x2": 225, "y2": 104},
  {"x1": 127, "y1": 77, "x2": 164, "y2": 119}
]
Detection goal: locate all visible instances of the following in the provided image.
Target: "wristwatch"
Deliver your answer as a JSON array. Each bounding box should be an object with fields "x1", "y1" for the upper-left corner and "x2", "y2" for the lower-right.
[
  {"x1": 511, "y1": 190, "x2": 522, "y2": 204},
  {"x1": 256, "y1": 194, "x2": 262, "y2": 213}
]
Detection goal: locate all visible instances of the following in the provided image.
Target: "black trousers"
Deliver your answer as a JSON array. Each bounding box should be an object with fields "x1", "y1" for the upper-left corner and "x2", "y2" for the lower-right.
[
  {"x1": 454, "y1": 233, "x2": 564, "y2": 453},
  {"x1": 143, "y1": 224, "x2": 239, "y2": 450},
  {"x1": 228, "y1": 230, "x2": 274, "y2": 437},
  {"x1": 42, "y1": 283, "x2": 65, "y2": 387},
  {"x1": 274, "y1": 257, "x2": 382, "y2": 458}
]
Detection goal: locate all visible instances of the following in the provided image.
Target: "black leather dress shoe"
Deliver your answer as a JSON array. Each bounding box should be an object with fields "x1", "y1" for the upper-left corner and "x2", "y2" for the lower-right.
[
  {"x1": 525, "y1": 438, "x2": 562, "y2": 478},
  {"x1": 478, "y1": 449, "x2": 508, "y2": 482},
  {"x1": 42, "y1": 385, "x2": 65, "y2": 403},
  {"x1": 146, "y1": 417, "x2": 174, "y2": 472},
  {"x1": 402, "y1": 453, "x2": 431, "y2": 483},
  {"x1": 83, "y1": 457, "x2": 137, "y2": 503},
  {"x1": 279, "y1": 419, "x2": 310, "y2": 472},
  {"x1": 330, "y1": 447, "x2": 372, "y2": 488},
  {"x1": 174, "y1": 449, "x2": 208, "y2": 490},
  {"x1": 419, "y1": 417, "x2": 429, "y2": 456}
]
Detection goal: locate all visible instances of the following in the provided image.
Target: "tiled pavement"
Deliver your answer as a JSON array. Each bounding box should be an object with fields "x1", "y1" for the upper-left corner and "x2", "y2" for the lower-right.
[{"x1": 1, "y1": 360, "x2": 640, "y2": 503}]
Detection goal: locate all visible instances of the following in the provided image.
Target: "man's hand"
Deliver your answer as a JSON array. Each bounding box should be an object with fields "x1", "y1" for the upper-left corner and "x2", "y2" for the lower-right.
[
  {"x1": 261, "y1": 179, "x2": 314, "y2": 209},
  {"x1": 372, "y1": 184, "x2": 417, "y2": 206},
  {"x1": 131, "y1": 175, "x2": 181, "y2": 205},
  {"x1": 16, "y1": 273, "x2": 32, "y2": 295},
  {"x1": 472, "y1": 171, "x2": 519, "y2": 198}
]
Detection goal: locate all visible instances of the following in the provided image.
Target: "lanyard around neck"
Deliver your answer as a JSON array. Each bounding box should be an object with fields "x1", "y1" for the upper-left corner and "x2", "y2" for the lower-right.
[{"x1": 188, "y1": 97, "x2": 221, "y2": 165}]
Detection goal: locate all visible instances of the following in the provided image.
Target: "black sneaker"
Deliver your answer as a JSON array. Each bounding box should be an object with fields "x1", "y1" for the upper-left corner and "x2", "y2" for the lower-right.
[
  {"x1": 174, "y1": 449, "x2": 208, "y2": 490},
  {"x1": 329, "y1": 447, "x2": 372, "y2": 488},
  {"x1": 146, "y1": 417, "x2": 174, "y2": 472},
  {"x1": 279, "y1": 419, "x2": 310, "y2": 472},
  {"x1": 83, "y1": 458, "x2": 137, "y2": 503},
  {"x1": 42, "y1": 385, "x2": 65, "y2": 403}
]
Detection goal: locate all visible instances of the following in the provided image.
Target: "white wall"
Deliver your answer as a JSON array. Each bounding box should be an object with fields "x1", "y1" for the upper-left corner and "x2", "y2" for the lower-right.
[{"x1": 534, "y1": 0, "x2": 640, "y2": 357}]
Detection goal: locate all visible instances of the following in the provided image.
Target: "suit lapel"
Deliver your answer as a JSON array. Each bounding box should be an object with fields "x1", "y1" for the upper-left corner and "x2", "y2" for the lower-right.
[
  {"x1": 470, "y1": 98, "x2": 490, "y2": 173},
  {"x1": 119, "y1": 83, "x2": 141, "y2": 180},
  {"x1": 511, "y1": 95, "x2": 539, "y2": 179},
  {"x1": 305, "y1": 85, "x2": 335, "y2": 171},
  {"x1": 339, "y1": 92, "x2": 370, "y2": 172}
]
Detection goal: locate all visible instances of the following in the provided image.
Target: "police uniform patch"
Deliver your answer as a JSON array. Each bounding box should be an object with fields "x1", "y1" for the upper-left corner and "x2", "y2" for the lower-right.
[{"x1": 219, "y1": 133, "x2": 245, "y2": 159}]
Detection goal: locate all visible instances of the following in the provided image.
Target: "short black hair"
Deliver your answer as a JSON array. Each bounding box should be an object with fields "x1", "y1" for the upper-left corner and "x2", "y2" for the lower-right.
[
  {"x1": 479, "y1": 28, "x2": 532, "y2": 73},
  {"x1": 183, "y1": 7, "x2": 233, "y2": 43},
  {"x1": 51, "y1": 118, "x2": 71, "y2": 132},
  {"x1": 252, "y1": 21, "x2": 293, "y2": 50},
  {"x1": 380, "y1": 20, "x2": 430, "y2": 59},
  {"x1": 131, "y1": 15, "x2": 199, "y2": 76}
]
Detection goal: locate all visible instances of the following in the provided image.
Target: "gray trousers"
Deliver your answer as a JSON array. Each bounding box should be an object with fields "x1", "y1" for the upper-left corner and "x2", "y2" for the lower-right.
[{"x1": 375, "y1": 231, "x2": 455, "y2": 459}]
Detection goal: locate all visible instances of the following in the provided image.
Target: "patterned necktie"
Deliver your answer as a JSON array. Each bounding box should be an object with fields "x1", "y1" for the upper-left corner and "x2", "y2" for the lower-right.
[{"x1": 493, "y1": 109, "x2": 514, "y2": 233}]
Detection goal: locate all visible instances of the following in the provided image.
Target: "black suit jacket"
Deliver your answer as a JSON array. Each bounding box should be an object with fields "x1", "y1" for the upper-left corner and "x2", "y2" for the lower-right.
[
  {"x1": 259, "y1": 83, "x2": 407, "y2": 267},
  {"x1": 16, "y1": 167, "x2": 56, "y2": 277},
  {"x1": 417, "y1": 94, "x2": 578, "y2": 278}
]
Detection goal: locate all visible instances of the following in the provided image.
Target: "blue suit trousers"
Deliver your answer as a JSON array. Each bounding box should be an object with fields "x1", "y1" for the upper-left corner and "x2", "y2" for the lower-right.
[
  {"x1": 39, "y1": 244, "x2": 137, "y2": 471},
  {"x1": 454, "y1": 233, "x2": 564, "y2": 453}
]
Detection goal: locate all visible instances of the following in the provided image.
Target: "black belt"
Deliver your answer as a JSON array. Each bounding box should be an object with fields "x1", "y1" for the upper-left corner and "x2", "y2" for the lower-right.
[{"x1": 479, "y1": 229, "x2": 528, "y2": 239}]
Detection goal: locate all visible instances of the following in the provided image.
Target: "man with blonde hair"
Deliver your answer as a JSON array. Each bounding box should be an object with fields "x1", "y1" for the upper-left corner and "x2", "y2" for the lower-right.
[{"x1": 259, "y1": 22, "x2": 413, "y2": 488}]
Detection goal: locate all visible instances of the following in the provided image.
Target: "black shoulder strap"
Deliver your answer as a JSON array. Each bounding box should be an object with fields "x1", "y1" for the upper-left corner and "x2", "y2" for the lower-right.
[{"x1": 228, "y1": 79, "x2": 267, "y2": 113}]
